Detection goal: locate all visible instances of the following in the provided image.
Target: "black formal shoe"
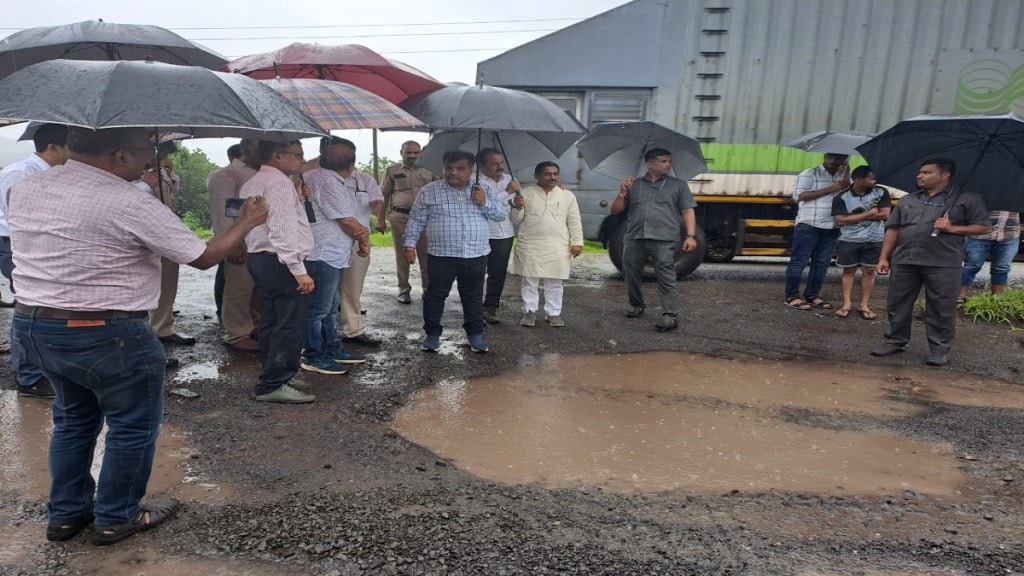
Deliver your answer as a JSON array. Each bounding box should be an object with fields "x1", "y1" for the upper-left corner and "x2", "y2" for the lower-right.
[
  {"x1": 158, "y1": 333, "x2": 196, "y2": 345},
  {"x1": 625, "y1": 306, "x2": 645, "y2": 318},
  {"x1": 870, "y1": 343, "x2": 906, "y2": 357},
  {"x1": 654, "y1": 314, "x2": 679, "y2": 332},
  {"x1": 925, "y1": 353, "x2": 949, "y2": 367},
  {"x1": 18, "y1": 379, "x2": 55, "y2": 399},
  {"x1": 342, "y1": 333, "x2": 382, "y2": 347},
  {"x1": 397, "y1": 293, "x2": 412, "y2": 305},
  {"x1": 165, "y1": 358, "x2": 180, "y2": 369}
]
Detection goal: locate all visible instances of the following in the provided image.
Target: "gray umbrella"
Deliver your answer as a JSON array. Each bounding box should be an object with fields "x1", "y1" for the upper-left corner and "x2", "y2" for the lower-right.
[
  {"x1": 0, "y1": 20, "x2": 227, "y2": 79},
  {"x1": 784, "y1": 130, "x2": 875, "y2": 157},
  {"x1": 401, "y1": 84, "x2": 586, "y2": 133},
  {"x1": 576, "y1": 121, "x2": 707, "y2": 180},
  {"x1": 0, "y1": 59, "x2": 327, "y2": 141},
  {"x1": 419, "y1": 129, "x2": 581, "y2": 175}
]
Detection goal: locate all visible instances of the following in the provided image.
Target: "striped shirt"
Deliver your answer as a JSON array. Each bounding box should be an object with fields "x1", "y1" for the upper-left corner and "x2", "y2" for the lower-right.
[
  {"x1": 304, "y1": 168, "x2": 358, "y2": 269},
  {"x1": 241, "y1": 165, "x2": 313, "y2": 276},
  {"x1": 8, "y1": 159, "x2": 206, "y2": 311},
  {"x1": 793, "y1": 164, "x2": 846, "y2": 229},
  {"x1": 403, "y1": 180, "x2": 507, "y2": 258}
]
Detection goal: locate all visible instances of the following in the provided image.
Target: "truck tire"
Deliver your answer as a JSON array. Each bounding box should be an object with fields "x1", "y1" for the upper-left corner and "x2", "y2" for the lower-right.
[
  {"x1": 607, "y1": 224, "x2": 707, "y2": 280},
  {"x1": 703, "y1": 246, "x2": 735, "y2": 263}
]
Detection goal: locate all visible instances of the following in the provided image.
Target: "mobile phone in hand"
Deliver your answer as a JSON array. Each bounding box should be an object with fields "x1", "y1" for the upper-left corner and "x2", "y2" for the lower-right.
[{"x1": 225, "y1": 197, "x2": 245, "y2": 218}]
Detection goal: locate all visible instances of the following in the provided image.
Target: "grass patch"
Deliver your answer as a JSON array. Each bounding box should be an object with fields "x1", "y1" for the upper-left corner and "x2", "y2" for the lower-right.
[{"x1": 961, "y1": 287, "x2": 1024, "y2": 330}]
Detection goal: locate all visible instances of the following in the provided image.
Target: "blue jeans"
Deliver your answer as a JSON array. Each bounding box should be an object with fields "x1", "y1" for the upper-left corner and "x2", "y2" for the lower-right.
[
  {"x1": 785, "y1": 223, "x2": 840, "y2": 300},
  {"x1": 304, "y1": 260, "x2": 343, "y2": 360},
  {"x1": 424, "y1": 255, "x2": 487, "y2": 337},
  {"x1": 247, "y1": 253, "x2": 311, "y2": 394},
  {"x1": 2, "y1": 236, "x2": 46, "y2": 387},
  {"x1": 11, "y1": 314, "x2": 165, "y2": 527},
  {"x1": 962, "y1": 237, "x2": 1020, "y2": 287}
]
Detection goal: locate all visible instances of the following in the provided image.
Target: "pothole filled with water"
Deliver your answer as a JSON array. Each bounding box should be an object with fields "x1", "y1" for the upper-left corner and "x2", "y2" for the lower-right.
[{"x1": 394, "y1": 351, "x2": 1024, "y2": 495}]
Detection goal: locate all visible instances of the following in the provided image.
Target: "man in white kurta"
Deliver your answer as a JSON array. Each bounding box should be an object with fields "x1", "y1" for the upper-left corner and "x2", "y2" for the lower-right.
[{"x1": 510, "y1": 162, "x2": 583, "y2": 327}]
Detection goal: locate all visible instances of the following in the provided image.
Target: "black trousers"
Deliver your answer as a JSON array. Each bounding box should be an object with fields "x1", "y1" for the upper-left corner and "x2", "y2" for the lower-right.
[
  {"x1": 424, "y1": 255, "x2": 487, "y2": 337},
  {"x1": 247, "y1": 253, "x2": 311, "y2": 394},
  {"x1": 483, "y1": 237, "x2": 514, "y2": 310}
]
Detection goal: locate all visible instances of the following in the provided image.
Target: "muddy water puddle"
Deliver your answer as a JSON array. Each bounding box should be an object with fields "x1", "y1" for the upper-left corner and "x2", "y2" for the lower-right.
[
  {"x1": 0, "y1": 388, "x2": 252, "y2": 575},
  {"x1": 394, "y1": 351, "x2": 1024, "y2": 495}
]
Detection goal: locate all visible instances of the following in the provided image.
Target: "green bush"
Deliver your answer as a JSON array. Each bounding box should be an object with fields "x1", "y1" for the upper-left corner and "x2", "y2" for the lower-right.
[
  {"x1": 182, "y1": 211, "x2": 212, "y2": 240},
  {"x1": 960, "y1": 287, "x2": 1024, "y2": 330}
]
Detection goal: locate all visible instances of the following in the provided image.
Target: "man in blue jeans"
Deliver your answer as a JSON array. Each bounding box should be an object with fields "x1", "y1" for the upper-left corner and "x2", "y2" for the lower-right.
[
  {"x1": 301, "y1": 136, "x2": 371, "y2": 375},
  {"x1": 958, "y1": 210, "x2": 1020, "y2": 301},
  {"x1": 403, "y1": 150, "x2": 507, "y2": 353},
  {"x1": 9, "y1": 126, "x2": 268, "y2": 545},
  {"x1": 0, "y1": 122, "x2": 68, "y2": 398},
  {"x1": 785, "y1": 153, "x2": 850, "y2": 310}
]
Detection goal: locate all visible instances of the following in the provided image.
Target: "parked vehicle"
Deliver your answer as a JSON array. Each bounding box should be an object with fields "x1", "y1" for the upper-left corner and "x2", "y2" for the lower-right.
[{"x1": 477, "y1": 0, "x2": 1024, "y2": 277}]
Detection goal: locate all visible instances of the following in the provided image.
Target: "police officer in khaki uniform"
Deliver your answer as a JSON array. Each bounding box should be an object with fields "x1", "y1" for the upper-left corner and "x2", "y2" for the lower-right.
[{"x1": 381, "y1": 140, "x2": 439, "y2": 304}]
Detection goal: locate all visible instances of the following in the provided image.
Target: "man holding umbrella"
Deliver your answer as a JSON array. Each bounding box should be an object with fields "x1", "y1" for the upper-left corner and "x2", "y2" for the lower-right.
[
  {"x1": 870, "y1": 158, "x2": 989, "y2": 367},
  {"x1": 610, "y1": 148, "x2": 698, "y2": 332},
  {"x1": 9, "y1": 126, "x2": 268, "y2": 545}
]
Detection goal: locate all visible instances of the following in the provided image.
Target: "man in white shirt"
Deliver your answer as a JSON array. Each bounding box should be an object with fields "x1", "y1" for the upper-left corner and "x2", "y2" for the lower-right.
[
  {"x1": 0, "y1": 123, "x2": 68, "y2": 398},
  {"x1": 476, "y1": 148, "x2": 521, "y2": 324},
  {"x1": 784, "y1": 153, "x2": 849, "y2": 311}
]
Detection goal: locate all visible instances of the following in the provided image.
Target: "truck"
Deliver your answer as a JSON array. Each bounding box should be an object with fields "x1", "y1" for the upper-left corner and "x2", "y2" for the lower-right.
[{"x1": 477, "y1": 0, "x2": 1024, "y2": 277}]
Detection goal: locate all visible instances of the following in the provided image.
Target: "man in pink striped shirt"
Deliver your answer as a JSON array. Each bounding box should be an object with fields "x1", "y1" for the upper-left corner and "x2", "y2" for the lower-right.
[
  {"x1": 9, "y1": 126, "x2": 268, "y2": 545},
  {"x1": 241, "y1": 140, "x2": 317, "y2": 404}
]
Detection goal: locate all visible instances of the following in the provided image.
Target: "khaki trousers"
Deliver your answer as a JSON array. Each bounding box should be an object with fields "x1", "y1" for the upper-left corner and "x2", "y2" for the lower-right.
[
  {"x1": 390, "y1": 211, "x2": 429, "y2": 295},
  {"x1": 149, "y1": 258, "x2": 178, "y2": 338},
  {"x1": 340, "y1": 250, "x2": 371, "y2": 338},
  {"x1": 221, "y1": 259, "x2": 259, "y2": 343}
]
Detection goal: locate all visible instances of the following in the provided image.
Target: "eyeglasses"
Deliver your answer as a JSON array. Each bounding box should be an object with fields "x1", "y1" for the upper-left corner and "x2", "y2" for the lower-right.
[{"x1": 278, "y1": 150, "x2": 305, "y2": 159}]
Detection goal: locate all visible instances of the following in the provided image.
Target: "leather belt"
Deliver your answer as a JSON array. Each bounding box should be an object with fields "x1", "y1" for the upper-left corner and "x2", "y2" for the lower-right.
[
  {"x1": 15, "y1": 303, "x2": 147, "y2": 320},
  {"x1": 393, "y1": 207, "x2": 411, "y2": 214}
]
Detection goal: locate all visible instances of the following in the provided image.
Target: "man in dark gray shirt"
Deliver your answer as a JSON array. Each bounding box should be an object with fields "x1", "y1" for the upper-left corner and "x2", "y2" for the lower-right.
[
  {"x1": 610, "y1": 148, "x2": 698, "y2": 332},
  {"x1": 871, "y1": 158, "x2": 989, "y2": 366}
]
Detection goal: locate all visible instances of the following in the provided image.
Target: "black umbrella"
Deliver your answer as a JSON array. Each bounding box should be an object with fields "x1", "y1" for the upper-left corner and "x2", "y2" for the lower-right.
[
  {"x1": 0, "y1": 59, "x2": 327, "y2": 141},
  {"x1": 856, "y1": 113, "x2": 1024, "y2": 212},
  {"x1": 418, "y1": 129, "x2": 581, "y2": 175},
  {"x1": 401, "y1": 84, "x2": 586, "y2": 133},
  {"x1": 401, "y1": 84, "x2": 585, "y2": 179},
  {"x1": 0, "y1": 20, "x2": 227, "y2": 79},
  {"x1": 576, "y1": 121, "x2": 707, "y2": 180}
]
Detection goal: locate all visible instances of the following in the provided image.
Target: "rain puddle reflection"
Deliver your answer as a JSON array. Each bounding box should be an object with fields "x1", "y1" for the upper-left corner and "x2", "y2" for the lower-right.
[
  {"x1": 0, "y1": 389, "x2": 233, "y2": 501},
  {"x1": 394, "y1": 352, "x2": 1024, "y2": 495}
]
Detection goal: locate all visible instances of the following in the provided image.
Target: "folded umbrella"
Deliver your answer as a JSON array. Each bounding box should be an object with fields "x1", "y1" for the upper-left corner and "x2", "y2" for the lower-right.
[
  {"x1": 856, "y1": 113, "x2": 1024, "y2": 212},
  {"x1": 0, "y1": 20, "x2": 227, "y2": 79},
  {"x1": 576, "y1": 121, "x2": 707, "y2": 180},
  {"x1": 783, "y1": 130, "x2": 875, "y2": 157},
  {"x1": 0, "y1": 59, "x2": 327, "y2": 141},
  {"x1": 259, "y1": 78, "x2": 424, "y2": 131}
]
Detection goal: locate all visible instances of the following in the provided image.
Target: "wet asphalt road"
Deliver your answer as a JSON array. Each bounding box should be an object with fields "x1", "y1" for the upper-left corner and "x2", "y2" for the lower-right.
[{"x1": 2, "y1": 252, "x2": 1024, "y2": 575}]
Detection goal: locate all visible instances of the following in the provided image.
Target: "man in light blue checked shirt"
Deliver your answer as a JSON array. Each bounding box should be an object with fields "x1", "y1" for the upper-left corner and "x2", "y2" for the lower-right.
[{"x1": 403, "y1": 150, "x2": 507, "y2": 353}]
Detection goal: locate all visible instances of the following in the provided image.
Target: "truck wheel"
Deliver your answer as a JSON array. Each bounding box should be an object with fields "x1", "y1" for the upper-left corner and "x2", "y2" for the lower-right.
[
  {"x1": 607, "y1": 225, "x2": 706, "y2": 280},
  {"x1": 703, "y1": 246, "x2": 735, "y2": 263}
]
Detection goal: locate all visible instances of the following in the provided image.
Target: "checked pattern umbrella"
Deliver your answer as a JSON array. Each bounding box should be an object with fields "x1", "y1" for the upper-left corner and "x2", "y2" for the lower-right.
[{"x1": 259, "y1": 78, "x2": 424, "y2": 131}]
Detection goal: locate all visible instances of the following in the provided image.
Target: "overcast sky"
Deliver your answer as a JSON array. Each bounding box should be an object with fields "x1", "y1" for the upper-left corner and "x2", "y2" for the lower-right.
[{"x1": 0, "y1": 0, "x2": 631, "y2": 166}]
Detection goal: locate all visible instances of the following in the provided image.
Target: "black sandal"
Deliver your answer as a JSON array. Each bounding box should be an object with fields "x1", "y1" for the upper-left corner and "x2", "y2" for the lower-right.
[
  {"x1": 92, "y1": 498, "x2": 179, "y2": 546},
  {"x1": 785, "y1": 297, "x2": 813, "y2": 311},
  {"x1": 46, "y1": 513, "x2": 94, "y2": 542}
]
